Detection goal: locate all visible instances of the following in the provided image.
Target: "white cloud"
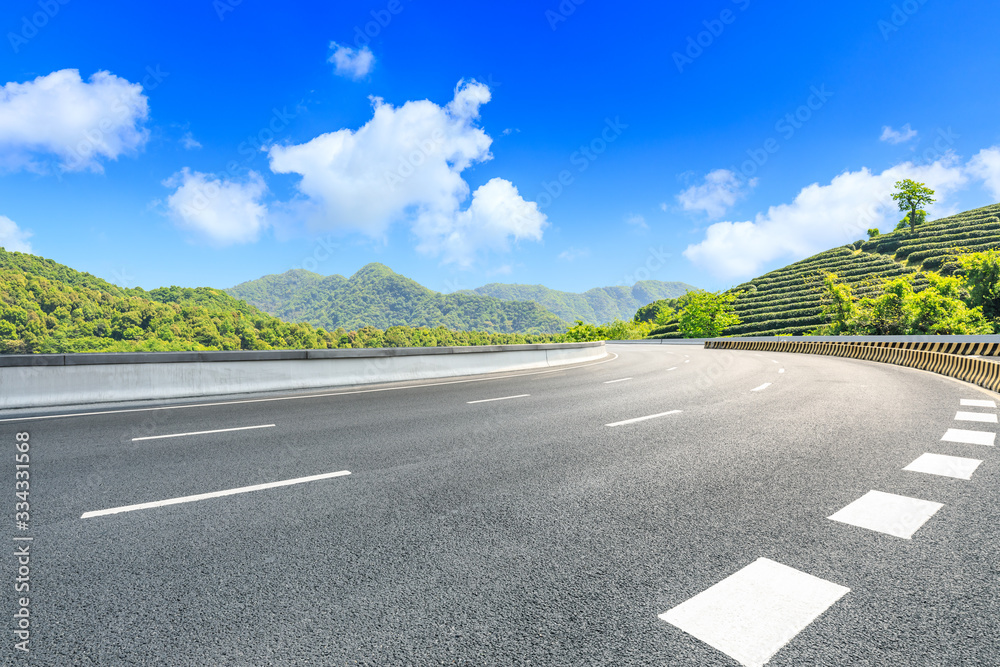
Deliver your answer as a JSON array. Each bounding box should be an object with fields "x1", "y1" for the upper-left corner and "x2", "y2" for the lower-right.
[
  {"x1": 677, "y1": 169, "x2": 756, "y2": 219},
  {"x1": 625, "y1": 214, "x2": 648, "y2": 230},
  {"x1": 162, "y1": 168, "x2": 269, "y2": 245},
  {"x1": 181, "y1": 132, "x2": 202, "y2": 150},
  {"x1": 684, "y1": 156, "x2": 968, "y2": 280},
  {"x1": 0, "y1": 215, "x2": 32, "y2": 253},
  {"x1": 328, "y1": 42, "x2": 375, "y2": 80},
  {"x1": 968, "y1": 146, "x2": 1000, "y2": 199},
  {"x1": 558, "y1": 246, "x2": 590, "y2": 261},
  {"x1": 0, "y1": 69, "x2": 149, "y2": 173},
  {"x1": 268, "y1": 80, "x2": 545, "y2": 266},
  {"x1": 880, "y1": 124, "x2": 918, "y2": 144}
]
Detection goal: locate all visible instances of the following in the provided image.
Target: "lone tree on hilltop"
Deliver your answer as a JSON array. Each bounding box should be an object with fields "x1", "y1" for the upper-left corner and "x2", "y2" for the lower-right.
[{"x1": 891, "y1": 179, "x2": 935, "y2": 234}]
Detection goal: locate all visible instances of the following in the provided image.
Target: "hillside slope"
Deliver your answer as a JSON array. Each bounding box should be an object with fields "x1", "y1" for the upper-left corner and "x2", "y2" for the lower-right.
[
  {"x1": 469, "y1": 280, "x2": 697, "y2": 324},
  {"x1": 227, "y1": 263, "x2": 569, "y2": 334},
  {"x1": 650, "y1": 202, "x2": 1000, "y2": 338}
]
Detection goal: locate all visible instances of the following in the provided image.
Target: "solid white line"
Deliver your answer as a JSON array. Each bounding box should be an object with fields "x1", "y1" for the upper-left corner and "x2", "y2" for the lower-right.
[
  {"x1": 0, "y1": 353, "x2": 619, "y2": 423},
  {"x1": 605, "y1": 410, "x2": 681, "y2": 427},
  {"x1": 660, "y1": 558, "x2": 849, "y2": 667},
  {"x1": 751, "y1": 383, "x2": 772, "y2": 392},
  {"x1": 132, "y1": 424, "x2": 275, "y2": 442},
  {"x1": 828, "y1": 490, "x2": 943, "y2": 539},
  {"x1": 941, "y1": 428, "x2": 995, "y2": 446},
  {"x1": 667, "y1": 367, "x2": 678, "y2": 371},
  {"x1": 955, "y1": 411, "x2": 998, "y2": 423},
  {"x1": 961, "y1": 399, "x2": 996, "y2": 408},
  {"x1": 81, "y1": 470, "x2": 351, "y2": 519},
  {"x1": 603, "y1": 378, "x2": 633, "y2": 384},
  {"x1": 904, "y1": 453, "x2": 982, "y2": 480},
  {"x1": 466, "y1": 394, "x2": 530, "y2": 404}
]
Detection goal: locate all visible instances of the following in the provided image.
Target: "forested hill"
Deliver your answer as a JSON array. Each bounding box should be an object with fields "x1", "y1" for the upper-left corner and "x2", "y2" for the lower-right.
[
  {"x1": 227, "y1": 263, "x2": 569, "y2": 334},
  {"x1": 468, "y1": 280, "x2": 697, "y2": 324}
]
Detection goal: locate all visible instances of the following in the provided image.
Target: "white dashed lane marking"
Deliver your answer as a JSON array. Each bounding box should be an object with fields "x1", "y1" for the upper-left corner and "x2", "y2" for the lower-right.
[
  {"x1": 605, "y1": 410, "x2": 681, "y2": 427},
  {"x1": 667, "y1": 367, "x2": 678, "y2": 371},
  {"x1": 659, "y1": 558, "x2": 849, "y2": 667},
  {"x1": 778, "y1": 369, "x2": 785, "y2": 374},
  {"x1": 751, "y1": 383, "x2": 772, "y2": 392},
  {"x1": 961, "y1": 399, "x2": 996, "y2": 408},
  {"x1": 941, "y1": 428, "x2": 996, "y2": 446},
  {"x1": 904, "y1": 453, "x2": 983, "y2": 480},
  {"x1": 828, "y1": 490, "x2": 943, "y2": 539},
  {"x1": 466, "y1": 394, "x2": 530, "y2": 404},
  {"x1": 954, "y1": 411, "x2": 998, "y2": 423},
  {"x1": 132, "y1": 424, "x2": 275, "y2": 442},
  {"x1": 603, "y1": 378, "x2": 632, "y2": 384}
]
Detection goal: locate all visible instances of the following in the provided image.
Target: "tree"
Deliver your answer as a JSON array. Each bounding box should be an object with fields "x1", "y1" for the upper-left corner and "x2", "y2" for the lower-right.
[
  {"x1": 867, "y1": 228, "x2": 880, "y2": 239},
  {"x1": 955, "y1": 249, "x2": 1000, "y2": 322},
  {"x1": 890, "y1": 179, "x2": 935, "y2": 234},
  {"x1": 677, "y1": 292, "x2": 740, "y2": 338}
]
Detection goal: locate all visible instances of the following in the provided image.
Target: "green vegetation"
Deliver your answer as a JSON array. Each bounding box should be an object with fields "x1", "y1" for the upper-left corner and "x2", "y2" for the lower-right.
[
  {"x1": 813, "y1": 261, "x2": 994, "y2": 335},
  {"x1": 677, "y1": 291, "x2": 741, "y2": 338},
  {"x1": 227, "y1": 263, "x2": 569, "y2": 334},
  {"x1": 0, "y1": 249, "x2": 557, "y2": 354},
  {"x1": 469, "y1": 280, "x2": 697, "y2": 324},
  {"x1": 644, "y1": 202, "x2": 1000, "y2": 338},
  {"x1": 562, "y1": 319, "x2": 653, "y2": 342},
  {"x1": 891, "y1": 179, "x2": 935, "y2": 234}
]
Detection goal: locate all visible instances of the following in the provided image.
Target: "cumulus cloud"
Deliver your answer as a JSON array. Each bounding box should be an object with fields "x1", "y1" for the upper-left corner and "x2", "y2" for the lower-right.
[
  {"x1": 162, "y1": 168, "x2": 269, "y2": 245},
  {"x1": 328, "y1": 42, "x2": 375, "y2": 80},
  {"x1": 0, "y1": 216, "x2": 31, "y2": 253},
  {"x1": 968, "y1": 147, "x2": 1000, "y2": 199},
  {"x1": 269, "y1": 80, "x2": 545, "y2": 265},
  {"x1": 0, "y1": 69, "x2": 149, "y2": 173},
  {"x1": 880, "y1": 124, "x2": 918, "y2": 144},
  {"x1": 625, "y1": 214, "x2": 648, "y2": 230},
  {"x1": 677, "y1": 169, "x2": 756, "y2": 219},
  {"x1": 684, "y1": 156, "x2": 968, "y2": 280}
]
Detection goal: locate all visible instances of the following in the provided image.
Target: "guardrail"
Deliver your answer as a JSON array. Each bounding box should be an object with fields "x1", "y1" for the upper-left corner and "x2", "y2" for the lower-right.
[
  {"x1": 704, "y1": 339, "x2": 1000, "y2": 394},
  {"x1": 0, "y1": 342, "x2": 607, "y2": 410}
]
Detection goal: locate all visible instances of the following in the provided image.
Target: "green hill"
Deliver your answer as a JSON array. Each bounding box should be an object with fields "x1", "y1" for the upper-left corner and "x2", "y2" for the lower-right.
[
  {"x1": 467, "y1": 280, "x2": 697, "y2": 324},
  {"x1": 226, "y1": 263, "x2": 569, "y2": 334},
  {"x1": 649, "y1": 202, "x2": 1000, "y2": 338}
]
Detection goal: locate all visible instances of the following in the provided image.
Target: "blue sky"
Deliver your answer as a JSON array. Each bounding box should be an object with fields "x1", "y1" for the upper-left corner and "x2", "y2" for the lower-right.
[{"x1": 1, "y1": 0, "x2": 999, "y2": 295}]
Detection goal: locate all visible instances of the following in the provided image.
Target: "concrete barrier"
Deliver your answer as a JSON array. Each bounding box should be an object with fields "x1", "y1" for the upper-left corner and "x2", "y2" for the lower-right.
[
  {"x1": 0, "y1": 342, "x2": 607, "y2": 410},
  {"x1": 704, "y1": 339, "x2": 1000, "y2": 394}
]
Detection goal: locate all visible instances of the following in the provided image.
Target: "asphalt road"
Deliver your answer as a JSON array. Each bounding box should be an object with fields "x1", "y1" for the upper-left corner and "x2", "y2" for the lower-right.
[{"x1": 3, "y1": 343, "x2": 1000, "y2": 666}]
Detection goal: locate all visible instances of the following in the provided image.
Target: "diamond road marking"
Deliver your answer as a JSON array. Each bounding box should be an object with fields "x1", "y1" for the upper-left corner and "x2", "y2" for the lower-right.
[
  {"x1": 955, "y1": 411, "x2": 998, "y2": 423},
  {"x1": 961, "y1": 399, "x2": 996, "y2": 408},
  {"x1": 828, "y1": 490, "x2": 943, "y2": 539},
  {"x1": 903, "y1": 453, "x2": 982, "y2": 480},
  {"x1": 941, "y1": 429, "x2": 995, "y2": 446},
  {"x1": 659, "y1": 558, "x2": 849, "y2": 667}
]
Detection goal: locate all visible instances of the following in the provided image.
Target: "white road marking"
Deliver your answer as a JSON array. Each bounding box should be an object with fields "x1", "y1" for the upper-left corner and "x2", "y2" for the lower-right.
[
  {"x1": 771, "y1": 360, "x2": 779, "y2": 364},
  {"x1": 684, "y1": 360, "x2": 690, "y2": 363},
  {"x1": 751, "y1": 383, "x2": 772, "y2": 392},
  {"x1": 605, "y1": 410, "x2": 681, "y2": 427},
  {"x1": 466, "y1": 394, "x2": 530, "y2": 404},
  {"x1": 828, "y1": 490, "x2": 943, "y2": 539},
  {"x1": 603, "y1": 378, "x2": 633, "y2": 384},
  {"x1": 955, "y1": 411, "x2": 998, "y2": 423},
  {"x1": 961, "y1": 399, "x2": 996, "y2": 408},
  {"x1": 904, "y1": 453, "x2": 982, "y2": 480},
  {"x1": 81, "y1": 470, "x2": 351, "y2": 519},
  {"x1": 667, "y1": 367, "x2": 678, "y2": 371},
  {"x1": 659, "y1": 557, "x2": 849, "y2": 667},
  {"x1": 778, "y1": 369, "x2": 785, "y2": 374},
  {"x1": 942, "y1": 428, "x2": 995, "y2": 446},
  {"x1": 0, "y1": 352, "x2": 620, "y2": 424},
  {"x1": 132, "y1": 424, "x2": 275, "y2": 442}
]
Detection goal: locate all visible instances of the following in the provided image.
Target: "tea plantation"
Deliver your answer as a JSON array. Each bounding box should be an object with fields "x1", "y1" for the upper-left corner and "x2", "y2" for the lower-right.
[{"x1": 650, "y1": 202, "x2": 1000, "y2": 338}]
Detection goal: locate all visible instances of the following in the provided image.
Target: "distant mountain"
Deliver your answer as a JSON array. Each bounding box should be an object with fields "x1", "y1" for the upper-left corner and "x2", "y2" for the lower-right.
[
  {"x1": 226, "y1": 263, "x2": 569, "y2": 334},
  {"x1": 467, "y1": 281, "x2": 698, "y2": 324}
]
